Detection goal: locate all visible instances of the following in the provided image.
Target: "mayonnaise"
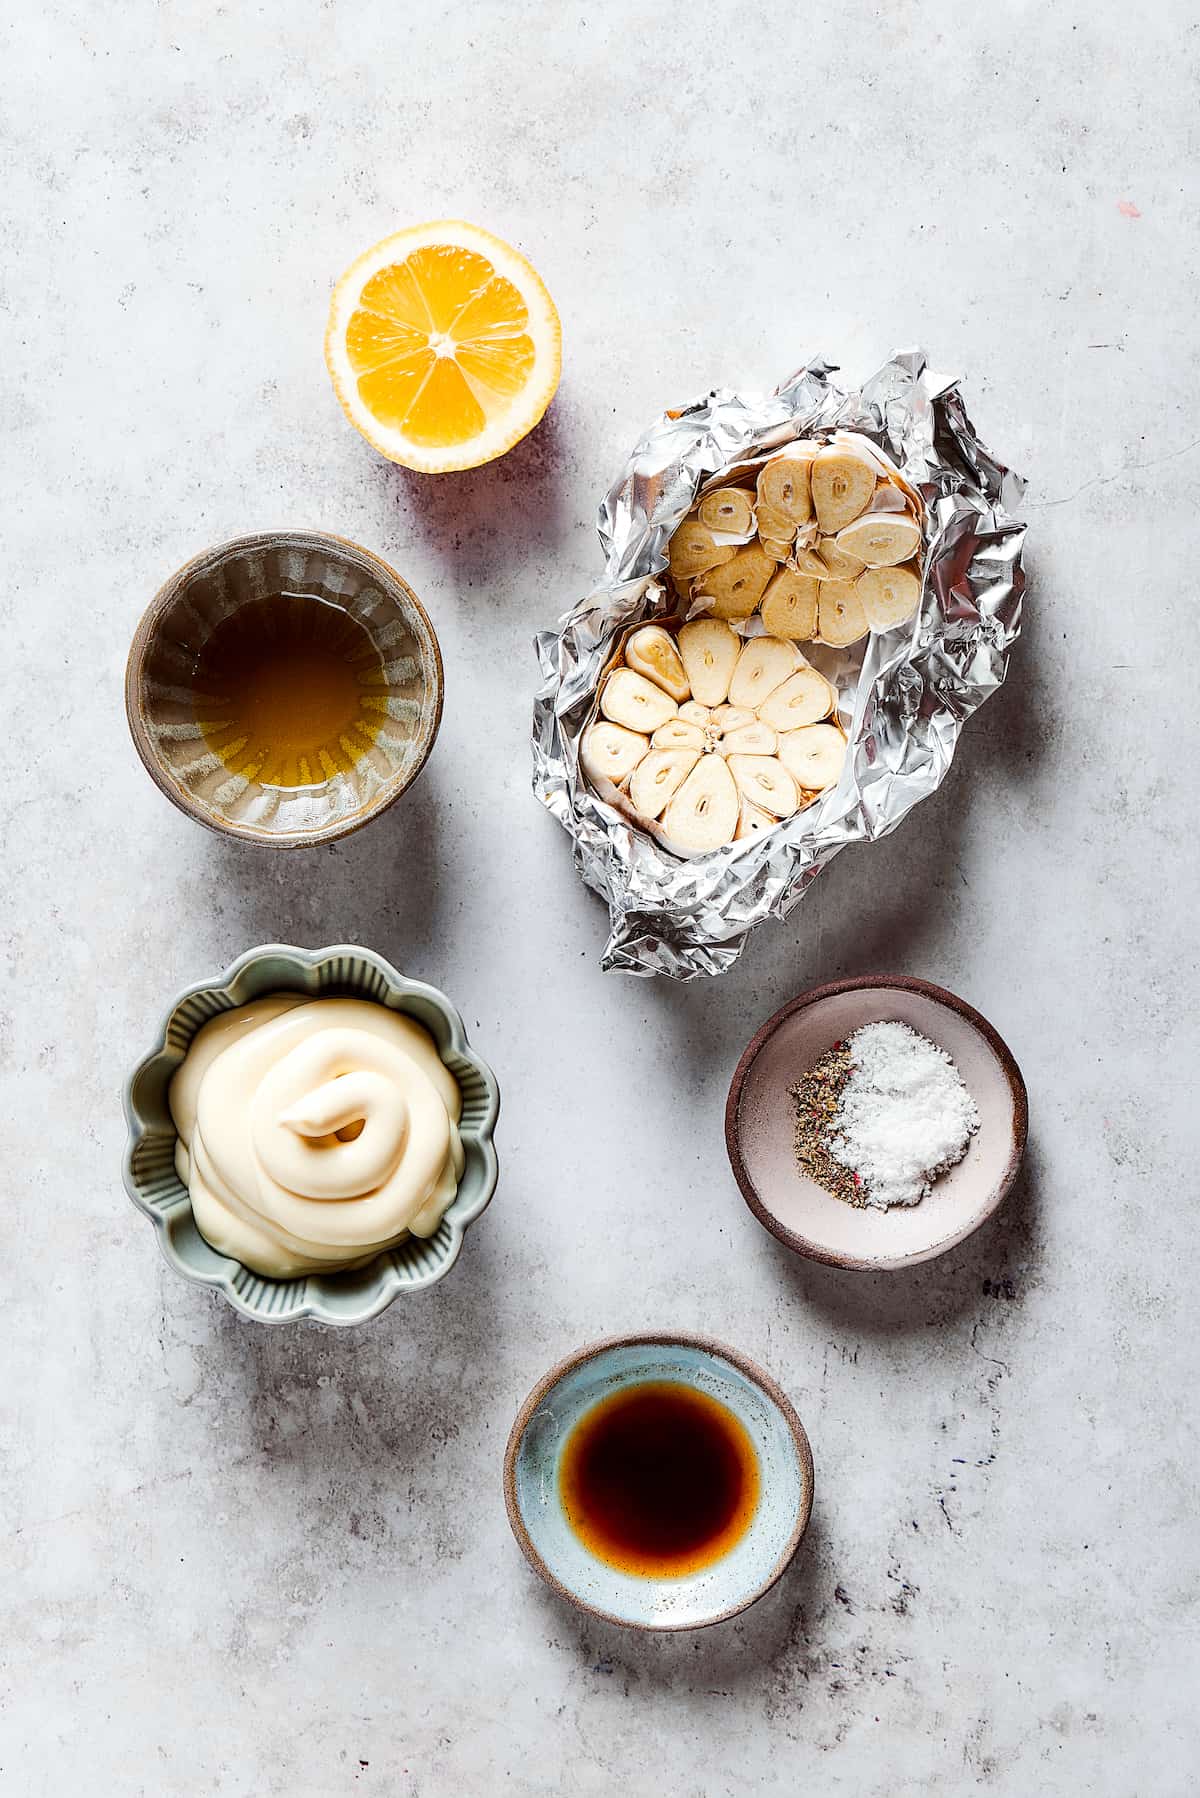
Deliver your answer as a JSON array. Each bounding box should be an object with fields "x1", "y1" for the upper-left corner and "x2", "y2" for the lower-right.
[{"x1": 169, "y1": 995, "x2": 464, "y2": 1278}]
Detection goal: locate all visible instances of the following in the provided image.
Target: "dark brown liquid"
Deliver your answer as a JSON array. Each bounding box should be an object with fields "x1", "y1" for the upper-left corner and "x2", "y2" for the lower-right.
[
  {"x1": 192, "y1": 593, "x2": 386, "y2": 789},
  {"x1": 560, "y1": 1381, "x2": 759, "y2": 1578}
]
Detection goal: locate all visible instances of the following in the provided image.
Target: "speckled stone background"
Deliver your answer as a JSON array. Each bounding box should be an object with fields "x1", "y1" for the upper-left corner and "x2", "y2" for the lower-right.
[{"x1": 4, "y1": 3, "x2": 1198, "y2": 1793}]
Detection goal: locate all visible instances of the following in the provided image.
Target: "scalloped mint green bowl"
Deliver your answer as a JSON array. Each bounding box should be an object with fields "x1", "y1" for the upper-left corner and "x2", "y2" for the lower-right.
[{"x1": 122, "y1": 944, "x2": 500, "y2": 1325}]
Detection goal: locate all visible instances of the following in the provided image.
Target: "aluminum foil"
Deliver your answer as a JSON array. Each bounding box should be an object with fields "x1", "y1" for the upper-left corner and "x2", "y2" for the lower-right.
[{"x1": 532, "y1": 349, "x2": 1026, "y2": 980}]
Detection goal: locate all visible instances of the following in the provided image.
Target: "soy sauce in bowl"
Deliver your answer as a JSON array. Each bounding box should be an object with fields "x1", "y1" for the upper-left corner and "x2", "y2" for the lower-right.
[{"x1": 559, "y1": 1381, "x2": 760, "y2": 1578}]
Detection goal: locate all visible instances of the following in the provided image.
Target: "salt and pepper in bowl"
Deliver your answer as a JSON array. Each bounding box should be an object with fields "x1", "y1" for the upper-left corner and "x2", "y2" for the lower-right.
[{"x1": 726, "y1": 975, "x2": 1027, "y2": 1271}]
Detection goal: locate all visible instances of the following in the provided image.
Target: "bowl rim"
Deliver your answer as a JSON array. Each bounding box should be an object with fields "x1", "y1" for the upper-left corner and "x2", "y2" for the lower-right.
[
  {"x1": 124, "y1": 529, "x2": 445, "y2": 848},
  {"x1": 725, "y1": 973, "x2": 1029, "y2": 1272},
  {"x1": 121, "y1": 941, "x2": 500, "y2": 1326},
  {"x1": 502, "y1": 1330, "x2": 815, "y2": 1632}
]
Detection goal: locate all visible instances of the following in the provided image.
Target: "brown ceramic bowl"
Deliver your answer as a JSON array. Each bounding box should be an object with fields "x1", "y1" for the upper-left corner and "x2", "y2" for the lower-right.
[
  {"x1": 125, "y1": 530, "x2": 444, "y2": 847},
  {"x1": 726, "y1": 975, "x2": 1027, "y2": 1271}
]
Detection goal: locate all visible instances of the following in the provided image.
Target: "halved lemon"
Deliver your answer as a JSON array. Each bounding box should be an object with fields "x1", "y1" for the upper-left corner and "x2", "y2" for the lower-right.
[{"x1": 325, "y1": 220, "x2": 562, "y2": 473}]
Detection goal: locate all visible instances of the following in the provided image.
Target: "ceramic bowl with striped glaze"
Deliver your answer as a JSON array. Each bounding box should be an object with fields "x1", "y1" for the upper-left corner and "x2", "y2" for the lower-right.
[
  {"x1": 125, "y1": 532, "x2": 443, "y2": 847},
  {"x1": 122, "y1": 944, "x2": 500, "y2": 1325}
]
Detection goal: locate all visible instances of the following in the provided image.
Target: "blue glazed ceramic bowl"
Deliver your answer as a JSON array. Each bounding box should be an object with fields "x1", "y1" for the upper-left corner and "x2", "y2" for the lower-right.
[
  {"x1": 504, "y1": 1334, "x2": 814, "y2": 1630},
  {"x1": 122, "y1": 943, "x2": 499, "y2": 1326}
]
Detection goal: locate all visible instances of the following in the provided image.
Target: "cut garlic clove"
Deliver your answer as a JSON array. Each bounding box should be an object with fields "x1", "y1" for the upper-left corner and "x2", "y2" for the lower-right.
[
  {"x1": 694, "y1": 544, "x2": 775, "y2": 620},
  {"x1": 728, "y1": 634, "x2": 802, "y2": 709},
  {"x1": 652, "y1": 718, "x2": 706, "y2": 752},
  {"x1": 669, "y1": 516, "x2": 736, "y2": 581},
  {"x1": 811, "y1": 445, "x2": 876, "y2": 533},
  {"x1": 756, "y1": 454, "x2": 814, "y2": 525},
  {"x1": 698, "y1": 487, "x2": 755, "y2": 535},
  {"x1": 777, "y1": 723, "x2": 846, "y2": 792},
  {"x1": 758, "y1": 536, "x2": 794, "y2": 563},
  {"x1": 867, "y1": 482, "x2": 908, "y2": 513},
  {"x1": 760, "y1": 570, "x2": 819, "y2": 641},
  {"x1": 857, "y1": 563, "x2": 922, "y2": 630},
  {"x1": 600, "y1": 667, "x2": 679, "y2": 733},
  {"x1": 721, "y1": 720, "x2": 778, "y2": 755},
  {"x1": 625, "y1": 625, "x2": 691, "y2": 701},
  {"x1": 758, "y1": 666, "x2": 835, "y2": 733},
  {"x1": 629, "y1": 747, "x2": 701, "y2": 822},
  {"x1": 581, "y1": 721, "x2": 649, "y2": 786},
  {"x1": 817, "y1": 581, "x2": 869, "y2": 647},
  {"x1": 836, "y1": 513, "x2": 922, "y2": 569},
  {"x1": 711, "y1": 704, "x2": 754, "y2": 731},
  {"x1": 792, "y1": 545, "x2": 829, "y2": 580},
  {"x1": 754, "y1": 502, "x2": 797, "y2": 543},
  {"x1": 816, "y1": 536, "x2": 867, "y2": 581},
  {"x1": 734, "y1": 800, "x2": 778, "y2": 842},
  {"x1": 833, "y1": 431, "x2": 924, "y2": 514},
  {"x1": 679, "y1": 700, "x2": 712, "y2": 726},
  {"x1": 678, "y1": 618, "x2": 740, "y2": 707},
  {"x1": 727, "y1": 754, "x2": 800, "y2": 819},
  {"x1": 660, "y1": 754, "x2": 740, "y2": 853}
]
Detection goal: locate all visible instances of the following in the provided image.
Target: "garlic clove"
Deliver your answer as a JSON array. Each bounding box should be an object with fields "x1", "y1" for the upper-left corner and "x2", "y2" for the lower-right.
[
  {"x1": 837, "y1": 514, "x2": 922, "y2": 569},
  {"x1": 760, "y1": 570, "x2": 819, "y2": 641},
  {"x1": 756, "y1": 453, "x2": 815, "y2": 525},
  {"x1": 668, "y1": 515, "x2": 736, "y2": 581},
  {"x1": 817, "y1": 580, "x2": 869, "y2": 647},
  {"x1": 698, "y1": 487, "x2": 755, "y2": 536},
  {"x1": 581, "y1": 721, "x2": 649, "y2": 785},
  {"x1": 629, "y1": 747, "x2": 701, "y2": 821},
  {"x1": 726, "y1": 754, "x2": 800, "y2": 819},
  {"x1": 694, "y1": 544, "x2": 776, "y2": 620},
  {"x1": 652, "y1": 718, "x2": 706, "y2": 752},
  {"x1": 600, "y1": 667, "x2": 679, "y2": 733},
  {"x1": 856, "y1": 563, "x2": 922, "y2": 630},
  {"x1": 624, "y1": 624, "x2": 691, "y2": 701},
  {"x1": 811, "y1": 445, "x2": 876, "y2": 533},
  {"x1": 720, "y1": 720, "x2": 778, "y2": 756},
  {"x1": 758, "y1": 666, "x2": 835, "y2": 733},
  {"x1": 734, "y1": 799, "x2": 779, "y2": 842},
  {"x1": 728, "y1": 634, "x2": 802, "y2": 709},
  {"x1": 777, "y1": 722, "x2": 847, "y2": 791},
  {"x1": 660, "y1": 754, "x2": 740, "y2": 853},
  {"x1": 677, "y1": 618, "x2": 740, "y2": 708}
]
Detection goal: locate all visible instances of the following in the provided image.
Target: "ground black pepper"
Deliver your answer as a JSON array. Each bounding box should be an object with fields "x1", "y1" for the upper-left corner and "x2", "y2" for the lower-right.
[{"x1": 788, "y1": 1040, "x2": 865, "y2": 1208}]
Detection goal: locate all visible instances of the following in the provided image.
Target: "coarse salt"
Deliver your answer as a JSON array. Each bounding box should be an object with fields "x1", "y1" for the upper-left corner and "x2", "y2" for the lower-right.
[{"x1": 828, "y1": 1021, "x2": 979, "y2": 1209}]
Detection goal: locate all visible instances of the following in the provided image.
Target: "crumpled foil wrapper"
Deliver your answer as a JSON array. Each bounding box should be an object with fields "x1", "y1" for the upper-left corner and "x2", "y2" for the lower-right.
[{"x1": 532, "y1": 349, "x2": 1026, "y2": 980}]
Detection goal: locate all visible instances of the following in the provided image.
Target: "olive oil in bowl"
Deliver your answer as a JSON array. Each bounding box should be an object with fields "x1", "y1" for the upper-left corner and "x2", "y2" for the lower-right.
[
  {"x1": 126, "y1": 532, "x2": 443, "y2": 845},
  {"x1": 192, "y1": 592, "x2": 386, "y2": 790}
]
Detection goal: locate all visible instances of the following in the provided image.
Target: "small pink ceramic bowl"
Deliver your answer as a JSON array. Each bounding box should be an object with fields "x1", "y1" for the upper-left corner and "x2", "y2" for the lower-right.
[{"x1": 725, "y1": 975, "x2": 1027, "y2": 1271}]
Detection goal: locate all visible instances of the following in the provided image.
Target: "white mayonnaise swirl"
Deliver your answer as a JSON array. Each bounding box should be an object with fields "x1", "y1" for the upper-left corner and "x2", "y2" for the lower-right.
[{"x1": 169, "y1": 996, "x2": 464, "y2": 1277}]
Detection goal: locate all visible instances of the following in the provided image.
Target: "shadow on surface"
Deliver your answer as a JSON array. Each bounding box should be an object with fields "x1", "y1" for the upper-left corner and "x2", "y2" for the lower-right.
[
  {"x1": 967, "y1": 544, "x2": 1057, "y2": 786},
  {"x1": 201, "y1": 757, "x2": 448, "y2": 971},
  {"x1": 766, "y1": 1142, "x2": 1044, "y2": 1339},
  {"x1": 203, "y1": 1213, "x2": 504, "y2": 1481},
  {"x1": 529, "y1": 1507, "x2": 833, "y2": 1694},
  {"x1": 643, "y1": 737, "x2": 988, "y2": 1084},
  {"x1": 373, "y1": 402, "x2": 573, "y2": 594}
]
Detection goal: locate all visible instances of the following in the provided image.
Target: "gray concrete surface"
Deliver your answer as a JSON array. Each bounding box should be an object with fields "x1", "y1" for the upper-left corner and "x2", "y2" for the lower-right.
[{"x1": 4, "y1": 2, "x2": 1198, "y2": 1792}]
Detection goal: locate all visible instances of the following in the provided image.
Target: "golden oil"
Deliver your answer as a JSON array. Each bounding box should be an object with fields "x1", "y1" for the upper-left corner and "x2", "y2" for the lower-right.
[{"x1": 192, "y1": 593, "x2": 386, "y2": 789}]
